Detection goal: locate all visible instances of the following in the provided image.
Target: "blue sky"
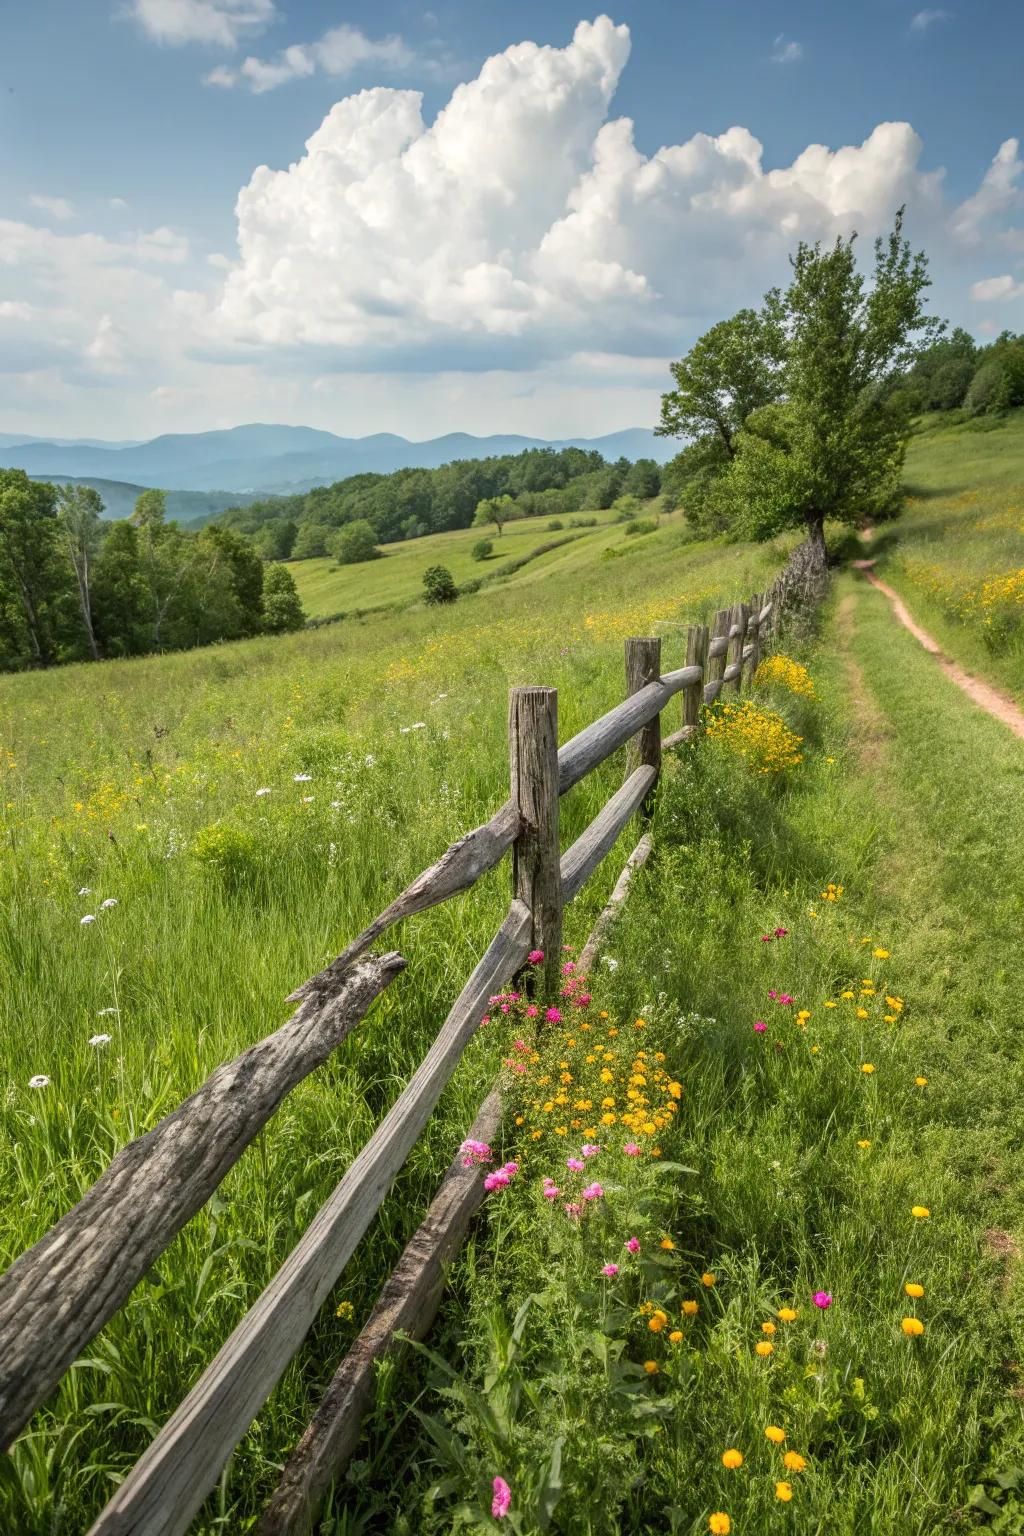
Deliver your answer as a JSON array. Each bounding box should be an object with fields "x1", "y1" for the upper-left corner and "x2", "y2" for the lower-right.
[{"x1": 1, "y1": 1, "x2": 1022, "y2": 440}]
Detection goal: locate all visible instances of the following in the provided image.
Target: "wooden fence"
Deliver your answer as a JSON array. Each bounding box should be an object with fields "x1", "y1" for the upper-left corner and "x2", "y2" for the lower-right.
[{"x1": 0, "y1": 580, "x2": 781, "y2": 1536}]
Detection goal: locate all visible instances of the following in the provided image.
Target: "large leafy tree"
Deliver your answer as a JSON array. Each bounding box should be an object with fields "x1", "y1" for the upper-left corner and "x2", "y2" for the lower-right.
[
  {"x1": 56, "y1": 483, "x2": 104, "y2": 660},
  {"x1": 0, "y1": 470, "x2": 66, "y2": 667}
]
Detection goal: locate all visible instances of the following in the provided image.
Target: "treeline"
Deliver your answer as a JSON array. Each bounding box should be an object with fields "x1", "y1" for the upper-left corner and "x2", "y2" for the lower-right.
[
  {"x1": 216, "y1": 447, "x2": 663, "y2": 561},
  {"x1": 891, "y1": 327, "x2": 1024, "y2": 417},
  {"x1": 0, "y1": 475, "x2": 305, "y2": 673}
]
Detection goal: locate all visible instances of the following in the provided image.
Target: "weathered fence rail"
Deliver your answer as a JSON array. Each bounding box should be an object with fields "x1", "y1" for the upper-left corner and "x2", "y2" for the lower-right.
[{"x1": 0, "y1": 578, "x2": 782, "y2": 1536}]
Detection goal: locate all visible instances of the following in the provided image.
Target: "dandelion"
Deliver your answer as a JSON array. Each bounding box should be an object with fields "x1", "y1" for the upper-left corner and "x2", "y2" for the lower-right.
[
  {"x1": 915, "y1": 1076, "x2": 928, "y2": 1087},
  {"x1": 905, "y1": 1282, "x2": 925, "y2": 1298},
  {"x1": 80, "y1": 914, "x2": 96, "y2": 926},
  {"x1": 492, "y1": 1476, "x2": 511, "y2": 1519},
  {"x1": 28, "y1": 1075, "x2": 50, "y2": 1088},
  {"x1": 762, "y1": 1321, "x2": 777, "y2": 1336},
  {"x1": 668, "y1": 1328, "x2": 683, "y2": 1343},
  {"x1": 813, "y1": 1291, "x2": 832, "y2": 1310},
  {"x1": 911, "y1": 1205, "x2": 931, "y2": 1220},
  {"x1": 901, "y1": 1317, "x2": 925, "y2": 1336},
  {"x1": 708, "y1": 1513, "x2": 731, "y2": 1533},
  {"x1": 682, "y1": 1300, "x2": 699, "y2": 1317},
  {"x1": 765, "y1": 1425, "x2": 786, "y2": 1444},
  {"x1": 644, "y1": 1360, "x2": 659, "y2": 1374},
  {"x1": 660, "y1": 1238, "x2": 676, "y2": 1251},
  {"x1": 783, "y1": 1451, "x2": 807, "y2": 1473},
  {"x1": 777, "y1": 1307, "x2": 798, "y2": 1322},
  {"x1": 88, "y1": 1034, "x2": 112, "y2": 1047},
  {"x1": 857, "y1": 1139, "x2": 872, "y2": 1149},
  {"x1": 755, "y1": 1340, "x2": 774, "y2": 1357},
  {"x1": 601, "y1": 1263, "x2": 620, "y2": 1278},
  {"x1": 873, "y1": 947, "x2": 890, "y2": 959},
  {"x1": 860, "y1": 1063, "x2": 875, "y2": 1074},
  {"x1": 775, "y1": 1481, "x2": 793, "y2": 1503},
  {"x1": 721, "y1": 1449, "x2": 743, "y2": 1469},
  {"x1": 701, "y1": 1272, "x2": 716, "y2": 1287}
]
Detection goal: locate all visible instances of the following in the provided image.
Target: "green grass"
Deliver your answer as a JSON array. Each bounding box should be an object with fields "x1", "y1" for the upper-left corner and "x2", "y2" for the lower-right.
[{"x1": 291, "y1": 504, "x2": 639, "y2": 619}]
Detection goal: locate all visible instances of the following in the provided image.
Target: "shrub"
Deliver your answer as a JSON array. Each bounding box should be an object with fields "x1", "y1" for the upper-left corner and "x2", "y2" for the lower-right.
[
  {"x1": 623, "y1": 518, "x2": 657, "y2": 537},
  {"x1": 471, "y1": 539, "x2": 493, "y2": 563},
  {"x1": 547, "y1": 519, "x2": 564, "y2": 531},
  {"x1": 193, "y1": 823, "x2": 262, "y2": 891},
  {"x1": 262, "y1": 564, "x2": 306, "y2": 633},
  {"x1": 332, "y1": 520, "x2": 381, "y2": 565},
  {"x1": 569, "y1": 516, "x2": 598, "y2": 528},
  {"x1": 423, "y1": 565, "x2": 458, "y2": 604}
]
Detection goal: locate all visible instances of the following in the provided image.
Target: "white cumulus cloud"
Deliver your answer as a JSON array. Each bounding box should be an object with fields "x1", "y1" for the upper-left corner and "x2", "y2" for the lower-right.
[
  {"x1": 952, "y1": 138, "x2": 1022, "y2": 243},
  {"x1": 127, "y1": 0, "x2": 276, "y2": 48},
  {"x1": 970, "y1": 273, "x2": 1024, "y2": 301},
  {"x1": 206, "y1": 23, "x2": 415, "y2": 92},
  {"x1": 29, "y1": 195, "x2": 75, "y2": 221}
]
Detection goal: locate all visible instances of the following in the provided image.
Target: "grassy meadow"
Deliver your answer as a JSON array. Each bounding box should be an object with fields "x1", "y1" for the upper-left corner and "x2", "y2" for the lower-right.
[{"x1": 2, "y1": 416, "x2": 1024, "y2": 1534}]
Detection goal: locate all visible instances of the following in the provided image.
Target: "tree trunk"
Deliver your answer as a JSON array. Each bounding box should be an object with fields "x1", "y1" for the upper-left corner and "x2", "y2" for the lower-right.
[{"x1": 75, "y1": 555, "x2": 101, "y2": 661}]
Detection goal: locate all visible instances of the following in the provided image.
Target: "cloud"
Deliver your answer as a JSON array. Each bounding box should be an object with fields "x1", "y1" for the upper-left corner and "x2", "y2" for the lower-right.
[
  {"x1": 205, "y1": 23, "x2": 414, "y2": 92},
  {"x1": 910, "y1": 9, "x2": 951, "y2": 32},
  {"x1": 952, "y1": 138, "x2": 1022, "y2": 243},
  {"x1": 771, "y1": 35, "x2": 803, "y2": 64},
  {"x1": 970, "y1": 273, "x2": 1024, "y2": 301},
  {"x1": 126, "y1": 0, "x2": 276, "y2": 48},
  {"x1": 210, "y1": 17, "x2": 949, "y2": 367},
  {"x1": 109, "y1": 197, "x2": 130, "y2": 210},
  {"x1": 29, "y1": 195, "x2": 75, "y2": 221},
  {"x1": 0, "y1": 301, "x2": 35, "y2": 320}
]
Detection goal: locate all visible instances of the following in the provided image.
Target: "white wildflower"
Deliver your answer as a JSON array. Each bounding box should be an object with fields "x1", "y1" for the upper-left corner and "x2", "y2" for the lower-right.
[
  {"x1": 294, "y1": 772, "x2": 312, "y2": 782},
  {"x1": 330, "y1": 800, "x2": 342, "y2": 809},
  {"x1": 28, "y1": 1075, "x2": 50, "y2": 1089},
  {"x1": 411, "y1": 721, "x2": 426, "y2": 730},
  {"x1": 602, "y1": 956, "x2": 619, "y2": 972},
  {"x1": 80, "y1": 914, "x2": 96, "y2": 926},
  {"x1": 255, "y1": 787, "x2": 272, "y2": 797},
  {"x1": 97, "y1": 1007, "x2": 118, "y2": 1017},
  {"x1": 88, "y1": 1034, "x2": 112, "y2": 1047},
  {"x1": 100, "y1": 898, "x2": 118, "y2": 910},
  {"x1": 78, "y1": 886, "x2": 92, "y2": 896},
  {"x1": 364, "y1": 753, "x2": 377, "y2": 768},
  {"x1": 302, "y1": 796, "x2": 314, "y2": 804}
]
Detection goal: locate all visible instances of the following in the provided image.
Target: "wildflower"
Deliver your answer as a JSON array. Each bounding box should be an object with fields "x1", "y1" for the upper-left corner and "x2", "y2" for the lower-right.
[
  {"x1": 80, "y1": 914, "x2": 96, "y2": 926},
  {"x1": 581, "y1": 1182, "x2": 604, "y2": 1201},
  {"x1": 754, "y1": 1020, "x2": 767, "y2": 1033},
  {"x1": 762, "y1": 1321, "x2": 777, "y2": 1336},
  {"x1": 562, "y1": 961, "x2": 576, "y2": 974},
  {"x1": 783, "y1": 1452, "x2": 807, "y2": 1473},
  {"x1": 28, "y1": 1075, "x2": 50, "y2": 1088},
  {"x1": 483, "y1": 1172, "x2": 509, "y2": 1192},
  {"x1": 810, "y1": 1338, "x2": 827, "y2": 1358},
  {"x1": 293, "y1": 773, "x2": 312, "y2": 782},
  {"x1": 527, "y1": 949, "x2": 545, "y2": 965},
  {"x1": 78, "y1": 886, "x2": 92, "y2": 895},
  {"x1": 668, "y1": 1328, "x2": 683, "y2": 1343},
  {"x1": 601, "y1": 1264, "x2": 620, "y2": 1278},
  {"x1": 765, "y1": 1425, "x2": 786, "y2": 1444},
  {"x1": 915, "y1": 1076, "x2": 928, "y2": 1087},
  {"x1": 648, "y1": 1315, "x2": 665, "y2": 1333},
  {"x1": 709, "y1": 1516, "x2": 731, "y2": 1535},
  {"x1": 682, "y1": 1300, "x2": 699, "y2": 1317},
  {"x1": 581, "y1": 1143, "x2": 601, "y2": 1158},
  {"x1": 775, "y1": 1481, "x2": 793, "y2": 1503},
  {"x1": 644, "y1": 1360, "x2": 659, "y2": 1374},
  {"x1": 905, "y1": 1282, "x2": 925, "y2": 1298},
  {"x1": 492, "y1": 1476, "x2": 511, "y2": 1519},
  {"x1": 542, "y1": 1184, "x2": 561, "y2": 1200},
  {"x1": 335, "y1": 1300, "x2": 354, "y2": 1320},
  {"x1": 873, "y1": 947, "x2": 890, "y2": 959},
  {"x1": 88, "y1": 1033, "x2": 112, "y2": 1047},
  {"x1": 755, "y1": 1341, "x2": 774, "y2": 1357},
  {"x1": 460, "y1": 1139, "x2": 492, "y2": 1168},
  {"x1": 778, "y1": 994, "x2": 794, "y2": 1006},
  {"x1": 545, "y1": 1007, "x2": 562, "y2": 1023},
  {"x1": 911, "y1": 1206, "x2": 931, "y2": 1220},
  {"x1": 567, "y1": 1158, "x2": 585, "y2": 1172},
  {"x1": 623, "y1": 1142, "x2": 641, "y2": 1156},
  {"x1": 861, "y1": 1063, "x2": 875, "y2": 1074},
  {"x1": 901, "y1": 1317, "x2": 925, "y2": 1336},
  {"x1": 813, "y1": 1291, "x2": 832, "y2": 1310},
  {"x1": 701, "y1": 1272, "x2": 716, "y2": 1287},
  {"x1": 255, "y1": 787, "x2": 272, "y2": 797},
  {"x1": 721, "y1": 1449, "x2": 743, "y2": 1469},
  {"x1": 660, "y1": 1238, "x2": 676, "y2": 1251},
  {"x1": 856, "y1": 1007, "x2": 869, "y2": 1020},
  {"x1": 777, "y1": 1307, "x2": 798, "y2": 1322},
  {"x1": 857, "y1": 1139, "x2": 871, "y2": 1149}
]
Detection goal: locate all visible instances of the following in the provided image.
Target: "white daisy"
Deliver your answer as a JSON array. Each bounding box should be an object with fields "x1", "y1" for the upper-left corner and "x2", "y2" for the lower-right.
[
  {"x1": 294, "y1": 772, "x2": 312, "y2": 782},
  {"x1": 80, "y1": 914, "x2": 96, "y2": 926},
  {"x1": 88, "y1": 1034, "x2": 112, "y2": 1047},
  {"x1": 100, "y1": 898, "x2": 118, "y2": 910},
  {"x1": 28, "y1": 1075, "x2": 50, "y2": 1089},
  {"x1": 255, "y1": 787, "x2": 272, "y2": 797},
  {"x1": 78, "y1": 886, "x2": 92, "y2": 896}
]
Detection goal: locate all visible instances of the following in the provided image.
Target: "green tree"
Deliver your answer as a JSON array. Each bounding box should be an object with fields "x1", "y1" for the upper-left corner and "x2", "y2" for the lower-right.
[
  {"x1": 56, "y1": 483, "x2": 105, "y2": 660},
  {"x1": 0, "y1": 470, "x2": 66, "y2": 667},
  {"x1": 199, "y1": 525, "x2": 265, "y2": 636},
  {"x1": 291, "y1": 521, "x2": 332, "y2": 560},
  {"x1": 91, "y1": 521, "x2": 149, "y2": 657},
  {"x1": 262, "y1": 563, "x2": 306, "y2": 632},
  {"x1": 472, "y1": 494, "x2": 519, "y2": 538},
  {"x1": 332, "y1": 520, "x2": 381, "y2": 565},
  {"x1": 657, "y1": 301, "x2": 786, "y2": 459},
  {"x1": 422, "y1": 565, "x2": 458, "y2": 604},
  {"x1": 131, "y1": 487, "x2": 166, "y2": 528},
  {"x1": 623, "y1": 458, "x2": 662, "y2": 500}
]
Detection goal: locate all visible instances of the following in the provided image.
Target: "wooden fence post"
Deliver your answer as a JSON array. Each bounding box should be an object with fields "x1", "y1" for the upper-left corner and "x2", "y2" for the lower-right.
[
  {"x1": 746, "y1": 592, "x2": 762, "y2": 686},
  {"x1": 727, "y1": 601, "x2": 748, "y2": 692},
  {"x1": 706, "y1": 608, "x2": 730, "y2": 701},
  {"x1": 508, "y1": 687, "x2": 562, "y2": 997},
  {"x1": 624, "y1": 637, "x2": 662, "y2": 817},
  {"x1": 683, "y1": 624, "x2": 708, "y2": 733}
]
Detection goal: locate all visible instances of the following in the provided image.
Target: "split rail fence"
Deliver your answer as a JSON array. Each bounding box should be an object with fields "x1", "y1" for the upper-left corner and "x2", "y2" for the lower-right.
[{"x1": 0, "y1": 579, "x2": 782, "y2": 1536}]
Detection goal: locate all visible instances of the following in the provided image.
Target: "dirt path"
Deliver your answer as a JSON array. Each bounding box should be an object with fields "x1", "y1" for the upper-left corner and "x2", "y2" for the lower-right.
[{"x1": 853, "y1": 564, "x2": 1024, "y2": 740}]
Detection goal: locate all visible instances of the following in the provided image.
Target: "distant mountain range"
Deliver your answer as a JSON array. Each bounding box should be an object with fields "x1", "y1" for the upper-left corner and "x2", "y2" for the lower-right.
[{"x1": 1, "y1": 423, "x2": 674, "y2": 505}]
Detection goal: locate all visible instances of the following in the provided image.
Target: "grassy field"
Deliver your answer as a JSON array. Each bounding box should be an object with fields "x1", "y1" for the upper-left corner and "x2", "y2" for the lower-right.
[
  {"x1": 2, "y1": 420, "x2": 1024, "y2": 1534},
  {"x1": 871, "y1": 409, "x2": 1024, "y2": 701},
  {"x1": 290, "y1": 504, "x2": 640, "y2": 620}
]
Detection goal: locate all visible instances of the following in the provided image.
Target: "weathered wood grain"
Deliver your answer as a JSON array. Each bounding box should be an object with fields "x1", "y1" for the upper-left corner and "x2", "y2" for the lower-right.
[
  {"x1": 87, "y1": 903, "x2": 532, "y2": 1536},
  {"x1": 624, "y1": 638, "x2": 662, "y2": 793},
  {"x1": 259, "y1": 1090, "x2": 504, "y2": 1536},
  {"x1": 557, "y1": 664, "x2": 700, "y2": 794},
  {"x1": 746, "y1": 592, "x2": 763, "y2": 682},
  {"x1": 727, "y1": 602, "x2": 748, "y2": 692},
  {"x1": 559, "y1": 766, "x2": 658, "y2": 904},
  {"x1": 662, "y1": 723, "x2": 699, "y2": 751},
  {"x1": 578, "y1": 834, "x2": 653, "y2": 974},
  {"x1": 683, "y1": 624, "x2": 708, "y2": 734},
  {"x1": 509, "y1": 688, "x2": 562, "y2": 997},
  {"x1": 0, "y1": 951, "x2": 406, "y2": 1452}
]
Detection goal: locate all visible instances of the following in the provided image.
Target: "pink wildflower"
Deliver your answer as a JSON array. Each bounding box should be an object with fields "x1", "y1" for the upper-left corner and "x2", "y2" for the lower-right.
[
  {"x1": 503, "y1": 1162, "x2": 519, "y2": 1176},
  {"x1": 581, "y1": 1143, "x2": 601, "y2": 1158},
  {"x1": 768, "y1": 989, "x2": 778, "y2": 1000},
  {"x1": 775, "y1": 927, "x2": 789, "y2": 938},
  {"x1": 492, "y1": 1476, "x2": 511, "y2": 1519},
  {"x1": 500, "y1": 1003, "x2": 510, "y2": 1015},
  {"x1": 567, "y1": 1158, "x2": 585, "y2": 1172},
  {"x1": 575, "y1": 993, "x2": 592, "y2": 1008},
  {"x1": 778, "y1": 994, "x2": 794, "y2": 1006},
  {"x1": 813, "y1": 1290, "x2": 832, "y2": 1310},
  {"x1": 527, "y1": 950, "x2": 544, "y2": 965},
  {"x1": 483, "y1": 1171, "x2": 509, "y2": 1192},
  {"x1": 480, "y1": 1016, "x2": 491, "y2": 1027},
  {"x1": 525, "y1": 1005, "x2": 538, "y2": 1018},
  {"x1": 512, "y1": 1039, "x2": 529, "y2": 1052},
  {"x1": 754, "y1": 1020, "x2": 768, "y2": 1033},
  {"x1": 761, "y1": 934, "x2": 773, "y2": 943},
  {"x1": 581, "y1": 1182, "x2": 604, "y2": 1201},
  {"x1": 625, "y1": 1237, "x2": 641, "y2": 1254},
  {"x1": 508, "y1": 992, "x2": 521, "y2": 1002},
  {"x1": 545, "y1": 1007, "x2": 562, "y2": 1023},
  {"x1": 562, "y1": 961, "x2": 576, "y2": 974},
  {"x1": 543, "y1": 1184, "x2": 561, "y2": 1200},
  {"x1": 460, "y1": 1139, "x2": 492, "y2": 1168},
  {"x1": 601, "y1": 1263, "x2": 620, "y2": 1277},
  {"x1": 564, "y1": 1202, "x2": 582, "y2": 1219},
  {"x1": 623, "y1": 1142, "x2": 641, "y2": 1156}
]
